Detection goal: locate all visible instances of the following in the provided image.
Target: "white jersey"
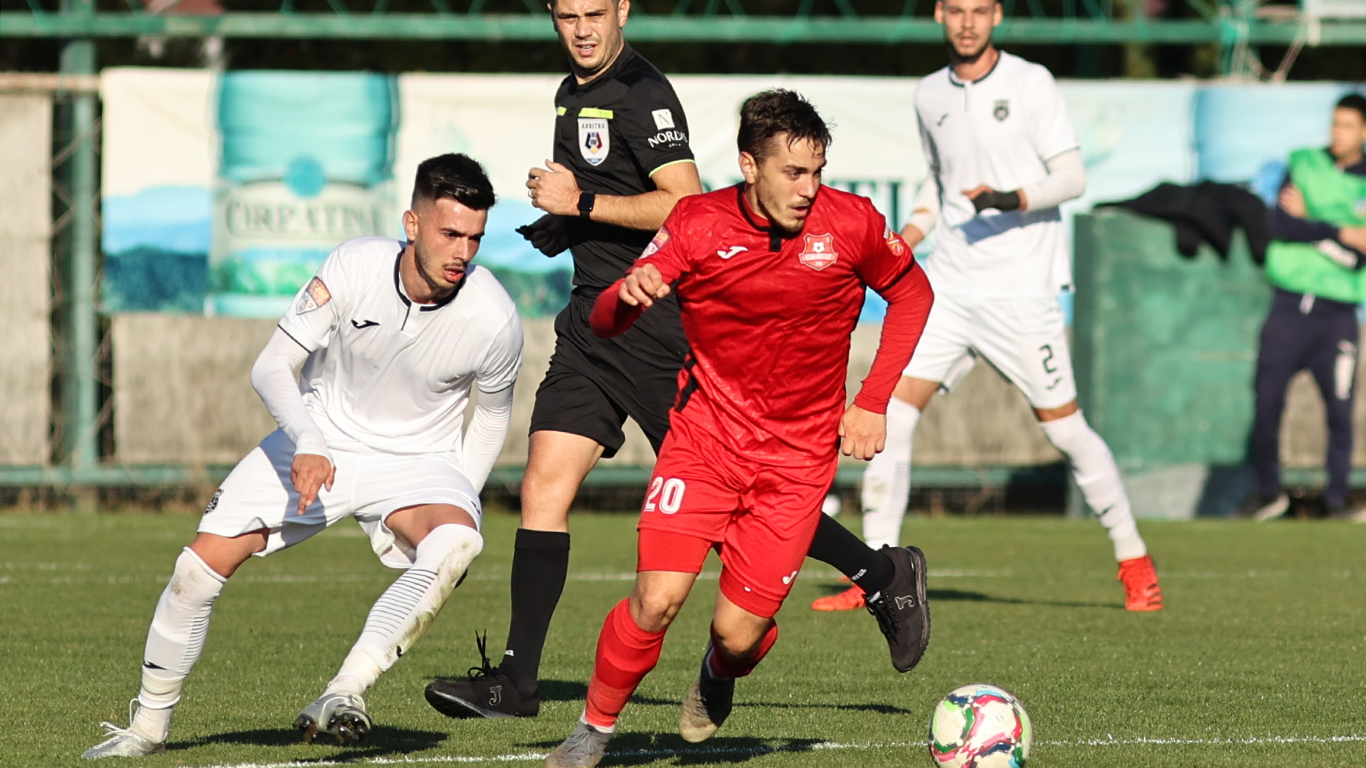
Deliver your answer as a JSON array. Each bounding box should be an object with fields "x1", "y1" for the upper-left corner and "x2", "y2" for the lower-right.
[
  {"x1": 915, "y1": 51, "x2": 1079, "y2": 298},
  {"x1": 278, "y1": 236, "x2": 523, "y2": 462}
]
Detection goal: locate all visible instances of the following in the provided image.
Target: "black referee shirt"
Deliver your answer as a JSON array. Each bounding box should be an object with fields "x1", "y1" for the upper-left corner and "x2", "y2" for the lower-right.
[{"x1": 553, "y1": 43, "x2": 695, "y2": 292}]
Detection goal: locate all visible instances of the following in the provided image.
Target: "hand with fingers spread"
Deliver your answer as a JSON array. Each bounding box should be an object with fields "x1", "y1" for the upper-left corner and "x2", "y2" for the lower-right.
[
  {"x1": 526, "y1": 160, "x2": 583, "y2": 217},
  {"x1": 619, "y1": 263, "x2": 671, "y2": 308},
  {"x1": 839, "y1": 404, "x2": 886, "y2": 461},
  {"x1": 516, "y1": 214, "x2": 573, "y2": 257},
  {"x1": 291, "y1": 453, "x2": 335, "y2": 516}
]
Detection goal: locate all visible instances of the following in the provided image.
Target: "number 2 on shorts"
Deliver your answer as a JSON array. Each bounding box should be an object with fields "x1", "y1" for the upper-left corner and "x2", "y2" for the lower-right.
[{"x1": 644, "y1": 477, "x2": 687, "y2": 514}]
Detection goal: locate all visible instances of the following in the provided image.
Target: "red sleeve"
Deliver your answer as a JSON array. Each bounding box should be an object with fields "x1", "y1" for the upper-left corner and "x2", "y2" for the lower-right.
[
  {"x1": 589, "y1": 204, "x2": 696, "y2": 338},
  {"x1": 590, "y1": 278, "x2": 644, "y2": 338},
  {"x1": 852, "y1": 206, "x2": 934, "y2": 413}
]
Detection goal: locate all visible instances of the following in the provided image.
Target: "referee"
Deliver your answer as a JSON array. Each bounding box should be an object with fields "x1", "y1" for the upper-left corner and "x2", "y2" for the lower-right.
[{"x1": 426, "y1": 0, "x2": 927, "y2": 720}]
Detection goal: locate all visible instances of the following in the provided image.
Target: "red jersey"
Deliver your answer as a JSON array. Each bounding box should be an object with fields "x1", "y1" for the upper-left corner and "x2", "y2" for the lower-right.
[{"x1": 592, "y1": 185, "x2": 933, "y2": 465}]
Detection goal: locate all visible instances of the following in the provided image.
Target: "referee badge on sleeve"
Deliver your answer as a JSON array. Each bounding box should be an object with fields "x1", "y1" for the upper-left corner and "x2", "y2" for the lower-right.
[{"x1": 579, "y1": 118, "x2": 611, "y2": 166}]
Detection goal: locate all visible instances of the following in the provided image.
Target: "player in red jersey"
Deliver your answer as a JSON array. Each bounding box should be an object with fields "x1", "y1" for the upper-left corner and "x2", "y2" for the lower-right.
[{"x1": 543, "y1": 90, "x2": 935, "y2": 768}]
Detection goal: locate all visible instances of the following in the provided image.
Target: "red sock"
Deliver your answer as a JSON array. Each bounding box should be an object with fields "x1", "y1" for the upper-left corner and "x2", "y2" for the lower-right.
[
  {"x1": 707, "y1": 622, "x2": 778, "y2": 679},
  {"x1": 584, "y1": 599, "x2": 667, "y2": 729}
]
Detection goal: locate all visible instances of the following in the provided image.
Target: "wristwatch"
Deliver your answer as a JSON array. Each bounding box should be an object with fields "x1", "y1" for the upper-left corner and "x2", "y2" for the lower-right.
[{"x1": 578, "y1": 191, "x2": 596, "y2": 220}]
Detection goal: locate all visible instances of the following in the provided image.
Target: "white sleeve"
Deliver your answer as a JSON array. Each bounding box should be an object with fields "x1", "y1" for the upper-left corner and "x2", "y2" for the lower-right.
[
  {"x1": 1021, "y1": 148, "x2": 1086, "y2": 211},
  {"x1": 1027, "y1": 68, "x2": 1080, "y2": 165},
  {"x1": 249, "y1": 328, "x2": 332, "y2": 463},
  {"x1": 460, "y1": 312, "x2": 524, "y2": 492},
  {"x1": 907, "y1": 174, "x2": 942, "y2": 237},
  {"x1": 277, "y1": 246, "x2": 348, "y2": 353},
  {"x1": 461, "y1": 386, "x2": 513, "y2": 493},
  {"x1": 476, "y1": 312, "x2": 525, "y2": 396}
]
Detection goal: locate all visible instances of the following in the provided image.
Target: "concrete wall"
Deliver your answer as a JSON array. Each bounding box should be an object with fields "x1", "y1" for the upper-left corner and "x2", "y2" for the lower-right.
[
  {"x1": 0, "y1": 94, "x2": 52, "y2": 465},
  {"x1": 109, "y1": 316, "x2": 1057, "y2": 468}
]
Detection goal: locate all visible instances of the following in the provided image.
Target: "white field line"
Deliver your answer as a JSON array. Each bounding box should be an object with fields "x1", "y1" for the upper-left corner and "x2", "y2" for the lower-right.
[{"x1": 146, "y1": 734, "x2": 1366, "y2": 768}]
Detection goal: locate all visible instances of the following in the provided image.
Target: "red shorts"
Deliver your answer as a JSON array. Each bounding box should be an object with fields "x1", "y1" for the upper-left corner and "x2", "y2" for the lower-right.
[{"x1": 635, "y1": 427, "x2": 838, "y2": 618}]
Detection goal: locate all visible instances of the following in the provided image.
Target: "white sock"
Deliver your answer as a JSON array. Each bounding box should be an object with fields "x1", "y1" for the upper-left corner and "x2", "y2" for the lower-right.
[
  {"x1": 326, "y1": 523, "x2": 483, "y2": 697},
  {"x1": 133, "y1": 547, "x2": 227, "y2": 743},
  {"x1": 860, "y1": 398, "x2": 919, "y2": 550},
  {"x1": 1039, "y1": 411, "x2": 1147, "y2": 562}
]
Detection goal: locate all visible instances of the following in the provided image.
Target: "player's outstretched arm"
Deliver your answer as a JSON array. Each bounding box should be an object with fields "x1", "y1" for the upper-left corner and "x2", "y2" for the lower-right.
[
  {"x1": 851, "y1": 264, "x2": 934, "y2": 443},
  {"x1": 249, "y1": 328, "x2": 335, "y2": 513},
  {"x1": 528, "y1": 160, "x2": 702, "y2": 231}
]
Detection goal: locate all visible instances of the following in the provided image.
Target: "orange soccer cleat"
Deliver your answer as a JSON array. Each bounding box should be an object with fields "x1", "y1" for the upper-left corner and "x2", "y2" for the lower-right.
[
  {"x1": 1117, "y1": 554, "x2": 1163, "y2": 611},
  {"x1": 811, "y1": 584, "x2": 865, "y2": 611}
]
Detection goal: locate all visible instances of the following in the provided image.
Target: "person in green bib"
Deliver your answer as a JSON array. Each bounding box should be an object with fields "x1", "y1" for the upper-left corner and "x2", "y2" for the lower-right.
[{"x1": 1249, "y1": 93, "x2": 1366, "y2": 522}]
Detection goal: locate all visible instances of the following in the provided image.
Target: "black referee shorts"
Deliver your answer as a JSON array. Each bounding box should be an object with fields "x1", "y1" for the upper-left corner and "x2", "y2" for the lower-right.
[{"x1": 530, "y1": 339, "x2": 684, "y2": 458}]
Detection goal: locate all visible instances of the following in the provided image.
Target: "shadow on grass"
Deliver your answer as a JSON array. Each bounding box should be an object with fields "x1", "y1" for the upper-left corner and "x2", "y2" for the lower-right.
[
  {"x1": 811, "y1": 583, "x2": 1121, "y2": 610},
  {"x1": 927, "y1": 587, "x2": 1121, "y2": 610},
  {"x1": 542, "y1": 678, "x2": 589, "y2": 701},
  {"x1": 525, "y1": 732, "x2": 826, "y2": 766},
  {"x1": 544, "y1": 679, "x2": 907, "y2": 714},
  {"x1": 625, "y1": 694, "x2": 909, "y2": 715},
  {"x1": 176, "y1": 725, "x2": 447, "y2": 759}
]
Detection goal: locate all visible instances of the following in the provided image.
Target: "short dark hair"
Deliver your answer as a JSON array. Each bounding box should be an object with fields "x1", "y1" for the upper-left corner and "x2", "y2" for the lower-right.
[
  {"x1": 737, "y1": 90, "x2": 832, "y2": 164},
  {"x1": 1337, "y1": 93, "x2": 1366, "y2": 122},
  {"x1": 412, "y1": 153, "x2": 496, "y2": 210}
]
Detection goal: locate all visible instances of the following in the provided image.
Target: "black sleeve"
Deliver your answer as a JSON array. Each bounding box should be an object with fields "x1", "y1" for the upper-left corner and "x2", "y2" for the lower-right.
[
  {"x1": 1269, "y1": 171, "x2": 1341, "y2": 243},
  {"x1": 618, "y1": 78, "x2": 695, "y2": 176}
]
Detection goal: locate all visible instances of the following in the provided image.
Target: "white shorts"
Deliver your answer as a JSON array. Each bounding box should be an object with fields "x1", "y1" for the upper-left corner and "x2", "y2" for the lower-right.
[
  {"x1": 197, "y1": 430, "x2": 482, "y2": 570},
  {"x1": 904, "y1": 295, "x2": 1078, "y2": 410}
]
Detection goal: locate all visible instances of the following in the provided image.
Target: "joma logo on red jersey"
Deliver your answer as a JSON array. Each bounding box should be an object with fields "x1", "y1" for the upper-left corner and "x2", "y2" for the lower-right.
[{"x1": 799, "y1": 233, "x2": 838, "y2": 271}]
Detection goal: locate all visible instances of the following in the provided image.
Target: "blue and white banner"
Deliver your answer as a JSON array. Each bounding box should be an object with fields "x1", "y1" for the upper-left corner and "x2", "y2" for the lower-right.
[{"x1": 100, "y1": 68, "x2": 1356, "y2": 321}]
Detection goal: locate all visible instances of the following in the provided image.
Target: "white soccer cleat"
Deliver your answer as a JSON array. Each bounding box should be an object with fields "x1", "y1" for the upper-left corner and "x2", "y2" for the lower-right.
[
  {"x1": 82, "y1": 703, "x2": 166, "y2": 760},
  {"x1": 295, "y1": 692, "x2": 373, "y2": 746}
]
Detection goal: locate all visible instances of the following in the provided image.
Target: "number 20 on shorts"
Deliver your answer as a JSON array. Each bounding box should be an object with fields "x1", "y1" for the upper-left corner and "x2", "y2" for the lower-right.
[{"x1": 644, "y1": 477, "x2": 687, "y2": 514}]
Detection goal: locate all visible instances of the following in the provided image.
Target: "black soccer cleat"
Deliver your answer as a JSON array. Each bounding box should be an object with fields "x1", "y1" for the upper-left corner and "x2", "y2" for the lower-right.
[
  {"x1": 423, "y1": 633, "x2": 540, "y2": 719},
  {"x1": 864, "y1": 545, "x2": 931, "y2": 673}
]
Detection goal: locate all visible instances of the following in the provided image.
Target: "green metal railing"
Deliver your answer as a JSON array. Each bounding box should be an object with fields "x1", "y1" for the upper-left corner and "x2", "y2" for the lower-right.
[{"x1": 4, "y1": 0, "x2": 1364, "y2": 45}]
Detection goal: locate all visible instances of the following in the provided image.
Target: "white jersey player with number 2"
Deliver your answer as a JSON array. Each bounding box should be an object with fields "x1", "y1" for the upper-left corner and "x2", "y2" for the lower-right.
[
  {"x1": 813, "y1": 0, "x2": 1164, "y2": 614},
  {"x1": 83, "y1": 154, "x2": 525, "y2": 760}
]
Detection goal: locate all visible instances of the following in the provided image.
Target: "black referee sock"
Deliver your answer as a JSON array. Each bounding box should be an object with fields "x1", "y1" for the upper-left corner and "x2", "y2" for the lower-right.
[
  {"x1": 500, "y1": 528, "x2": 571, "y2": 697},
  {"x1": 807, "y1": 513, "x2": 895, "y2": 595}
]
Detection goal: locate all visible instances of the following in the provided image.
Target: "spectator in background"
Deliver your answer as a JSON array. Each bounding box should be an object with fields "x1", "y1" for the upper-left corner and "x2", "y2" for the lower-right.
[{"x1": 1248, "y1": 93, "x2": 1366, "y2": 523}]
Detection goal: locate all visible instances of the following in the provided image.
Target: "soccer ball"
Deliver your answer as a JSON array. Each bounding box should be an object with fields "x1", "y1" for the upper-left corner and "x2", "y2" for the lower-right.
[{"x1": 927, "y1": 684, "x2": 1032, "y2": 768}]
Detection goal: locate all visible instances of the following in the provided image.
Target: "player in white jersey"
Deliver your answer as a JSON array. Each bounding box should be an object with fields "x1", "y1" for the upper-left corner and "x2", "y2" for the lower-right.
[
  {"x1": 83, "y1": 154, "x2": 525, "y2": 759},
  {"x1": 814, "y1": 0, "x2": 1164, "y2": 613}
]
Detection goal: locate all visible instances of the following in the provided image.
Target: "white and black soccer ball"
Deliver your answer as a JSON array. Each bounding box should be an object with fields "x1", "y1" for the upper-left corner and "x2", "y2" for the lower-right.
[{"x1": 927, "y1": 683, "x2": 1032, "y2": 768}]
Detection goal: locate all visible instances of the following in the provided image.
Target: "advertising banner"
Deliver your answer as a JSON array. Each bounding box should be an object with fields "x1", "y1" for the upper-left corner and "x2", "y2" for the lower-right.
[{"x1": 107, "y1": 67, "x2": 1339, "y2": 323}]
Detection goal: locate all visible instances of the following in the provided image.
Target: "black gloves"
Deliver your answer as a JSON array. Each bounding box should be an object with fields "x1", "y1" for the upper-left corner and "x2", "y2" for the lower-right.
[
  {"x1": 969, "y1": 188, "x2": 1022, "y2": 214},
  {"x1": 516, "y1": 214, "x2": 573, "y2": 257}
]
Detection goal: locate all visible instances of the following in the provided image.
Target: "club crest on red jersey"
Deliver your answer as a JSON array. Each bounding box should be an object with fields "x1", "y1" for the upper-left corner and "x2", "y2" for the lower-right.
[{"x1": 799, "y1": 233, "x2": 838, "y2": 271}]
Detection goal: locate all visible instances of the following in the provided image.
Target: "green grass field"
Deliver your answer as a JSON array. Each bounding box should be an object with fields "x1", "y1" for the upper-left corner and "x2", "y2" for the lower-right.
[{"x1": 4, "y1": 511, "x2": 1365, "y2": 768}]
